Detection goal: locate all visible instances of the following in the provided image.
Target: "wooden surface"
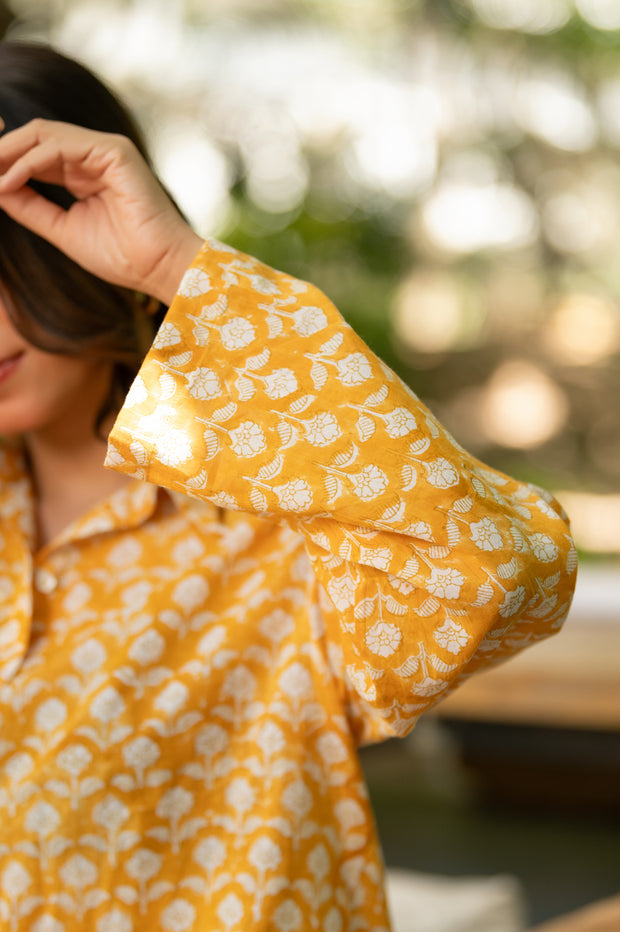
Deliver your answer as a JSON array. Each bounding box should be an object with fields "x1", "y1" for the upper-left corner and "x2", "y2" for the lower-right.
[
  {"x1": 527, "y1": 895, "x2": 620, "y2": 931},
  {"x1": 434, "y1": 612, "x2": 620, "y2": 731}
]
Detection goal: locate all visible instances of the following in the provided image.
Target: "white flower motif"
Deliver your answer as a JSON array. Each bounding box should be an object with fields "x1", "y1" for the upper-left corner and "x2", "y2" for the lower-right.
[
  {"x1": 325, "y1": 907, "x2": 343, "y2": 932},
  {"x1": 529, "y1": 533, "x2": 559, "y2": 563},
  {"x1": 434, "y1": 620, "x2": 469, "y2": 655},
  {"x1": 279, "y1": 662, "x2": 313, "y2": 702},
  {"x1": 154, "y1": 429, "x2": 193, "y2": 467},
  {"x1": 470, "y1": 517, "x2": 503, "y2": 552},
  {"x1": 156, "y1": 787, "x2": 194, "y2": 822},
  {"x1": 229, "y1": 420, "x2": 266, "y2": 457},
  {"x1": 427, "y1": 567, "x2": 465, "y2": 600},
  {"x1": 273, "y1": 899, "x2": 303, "y2": 932},
  {"x1": 193, "y1": 836, "x2": 226, "y2": 873},
  {"x1": 0, "y1": 619, "x2": 19, "y2": 647},
  {"x1": 1, "y1": 862, "x2": 31, "y2": 896},
  {"x1": 317, "y1": 731, "x2": 350, "y2": 767},
  {"x1": 384, "y1": 407, "x2": 417, "y2": 438},
  {"x1": 248, "y1": 836, "x2": 282, "y2": 873},
  {"x1": 259, "y1": 609, "x2": 295, "y2": 643},
  {"x1": 291, "y1": 306, "x2": 328, "y2": 336},
  {"x1": 59, "y1": 854, "x2": 98, "y2": 889},
  {"x1": 90, "y1": 687, "x2": 125, "y2": 724},
  {"x1": 172, "y1": 574, "x2": 210, "y2": 612},
  {"x1": 125, "y1": 375, "x2": 148, "y2": 407},
  {"x1": 256, "y1": 721, "x2": 285, "y2": 758},
  {"x1": 360, "y1": 546, "x2": 392, "y2": 572},
  {"x1": 220, "y1": 665, "x2": 256, "y2": 704},
  {"x1": 71, "y1": 638, "x2": 107, "y2": 674},
  {"x1": 97, "y1": 908, "x2": 133, "y2": 932},
  {"x1": 194, "y1": 723, "x2": 228, "y2": 759},
  {"x1": 154, "y1": 681, "x2": 189, "y2": 718},
  {"x1": 122, "y1": 736, "x2": 160, "y2": 774},
  {"x1": 303, "y1": 412, "x2": 341, "y2": 446},
  {"x1": 24, "y1": 801, "x2": 61, "y2": 837},
  {"x1": 179, "y1": 268, "x2": 211, "y2": 297},
  {"x1": 225, "y1": 777, "x2": 255, "y2": 814},
  {"x1": 108, "y1": 538, "x2": 143, "y2": 567},
  {"x1": 264, "y1": 368, "x2": 298, "y2": 399},
  {"x1": 326, "y1": 576, "x2": 357, "y2": 613},
  {"x1": 307, "y1": 843, "x2": 330, "y2": 882},
  {"x1": 220, "y1": 317, "x2": 256, "y2": 350},
  {"x1": 365, "y1": 621, "x2": 402, "y2": 657},
  {"x1": 128, "y1": 629, "x2": 165, "y2": 666},
  {"x1": 409, "y1": 521, "x2": 433, "y2": 541},
  {"x1": 93, "y1": 795, "x2": 130, "y2": 832},
  {"x1": 125, "y1": 849, "x2": 162, "y2": 883},
  {"x1": 217, "y1": 893, "x2": 244, "y2": 929},
  {"x1": 161, "y1": 897, "x2": 196, "y2": 932},
  {"x1": 336, "y1": 353, "x2": 373, "y2": 385},
  {"x1": 281, "y1": 779, "x2": 313, "y2": 819},
  {"x1": 350, "y1": 465, "x2": 388, "y2": 501},
  {"x1": 334, "y1": 799, "x2": 365, "y2": 832},
  {"x1": 425, "y1": 458, "x2": 460, "y2": 489},
  {"x1": 121, "y1": 581, "x2": 152, "y2": 612},
  {"x1": 5, "y1": 752, "x2": 34, "y2": 783},
  {"x1": 346, "y1": 668, "x2": 377, "y2": 703},
  {"x1": 274, "y1": 478, "x2": 313, "y2": 511},
  {"x1": 35, "y1": 698, "x2": 67, "y2": 733},
  {"x1": 56, "y1": 744, "x2": 92, "y2": 776},
  {"x1": 31, "y1": 917, "x2": 65, "y2": 932},
  {"x1": 499, "y1": 585, "x2": 526, "y2": 618},
  {"x1": 172, "y1": 535, "x2": 205, "y2": 563},
  {"x1": 153, "y1": 322, "x2": 182, "y2": 349},
  {"x1": 186, "y1": 367, "x2": 222, "y2": 400}
]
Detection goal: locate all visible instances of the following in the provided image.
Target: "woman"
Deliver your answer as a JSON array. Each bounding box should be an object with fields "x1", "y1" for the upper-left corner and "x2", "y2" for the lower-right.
[{"x1": 0, "y1": 41, "x2": 575, "y2": 932}]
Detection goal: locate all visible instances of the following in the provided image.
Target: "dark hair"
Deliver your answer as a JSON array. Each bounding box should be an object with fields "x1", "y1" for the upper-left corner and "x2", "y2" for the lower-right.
[{"x1": 0, "y1": 41, "x2": 171, "y2": 432}]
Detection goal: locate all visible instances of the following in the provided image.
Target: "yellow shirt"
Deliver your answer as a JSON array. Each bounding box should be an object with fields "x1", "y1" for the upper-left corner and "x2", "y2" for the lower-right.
[{"x1": 0, "y1": 240, "x2": 576, "y2": 931}]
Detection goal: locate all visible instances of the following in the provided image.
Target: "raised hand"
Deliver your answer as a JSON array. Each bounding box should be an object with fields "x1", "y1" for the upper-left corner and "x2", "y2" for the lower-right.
[{"x1": 0, "y1": 118, "x2": 203, "y2": 304}]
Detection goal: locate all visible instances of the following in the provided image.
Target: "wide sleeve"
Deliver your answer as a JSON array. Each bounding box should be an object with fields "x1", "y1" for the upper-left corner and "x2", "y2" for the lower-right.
[{"x1": 106, "y1": 239, "x2": 577, "y2": 742}]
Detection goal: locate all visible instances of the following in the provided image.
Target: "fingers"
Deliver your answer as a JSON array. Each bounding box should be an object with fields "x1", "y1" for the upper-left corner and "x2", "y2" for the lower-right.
[
  {"x1": 0, "y1": 138, "x2": 69, "y2": 192},
  {"x1": 0, "y1": 119, "x2": 117, "y2": 195},
  {"x1": 0, "y1": 183, "x2": 67, "y2": 241}
]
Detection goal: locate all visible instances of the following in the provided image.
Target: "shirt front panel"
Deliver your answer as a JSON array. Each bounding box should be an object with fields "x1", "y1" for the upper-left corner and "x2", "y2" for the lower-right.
[{"x1": 0, "y1": 475, "x2": 388, "y2": 932}]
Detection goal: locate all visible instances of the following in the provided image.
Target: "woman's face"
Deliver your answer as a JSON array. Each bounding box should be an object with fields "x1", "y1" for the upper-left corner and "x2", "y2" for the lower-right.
[{"x1": 0, "y1": 298, "x2": 112, "y2": 440}]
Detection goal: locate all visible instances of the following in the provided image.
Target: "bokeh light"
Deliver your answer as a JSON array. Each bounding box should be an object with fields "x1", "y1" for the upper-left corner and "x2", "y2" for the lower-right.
[
  {"x1": 393, "y1": 273, "x2": 466, "y2": 354},
  {"x1": 576, "y1": 0, "x2": 620, "y2": 30},
  {"x1": 421, "y1": 182, "x2": 538, "y2": 254},
  {"x1": 468, "y1": 0, "x2": 571, "y2": 34},
  {"x1": 482, "y1": 360, "x2": 569, "y2": 449},
  {"x1": 545, "y1": 295, "x2": 620, "y2": 366}
]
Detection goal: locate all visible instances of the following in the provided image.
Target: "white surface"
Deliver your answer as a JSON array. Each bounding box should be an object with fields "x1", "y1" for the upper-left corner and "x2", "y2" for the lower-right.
[
  {"x1": 567, "y1": 564, "x2": 620, "y2": 622},
  {"x1": 386, "y1": 869, "x2": 527, "y2": 932}
]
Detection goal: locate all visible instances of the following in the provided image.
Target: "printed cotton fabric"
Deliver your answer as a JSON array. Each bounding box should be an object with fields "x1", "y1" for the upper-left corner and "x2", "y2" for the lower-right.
[{"x1": 0, "y1": 240, "x2": 576, "y2": 931}]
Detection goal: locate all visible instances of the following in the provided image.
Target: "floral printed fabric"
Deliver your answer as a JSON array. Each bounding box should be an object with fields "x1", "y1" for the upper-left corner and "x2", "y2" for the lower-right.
[{"x1": 0, "y1": 240, "x2": 576, "y2": 931}]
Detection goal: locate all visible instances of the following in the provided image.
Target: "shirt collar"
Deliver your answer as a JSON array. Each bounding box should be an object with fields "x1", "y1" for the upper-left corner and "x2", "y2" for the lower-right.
[{"x1": 0, "y1": 440, "x2": 173, "y2": 556}]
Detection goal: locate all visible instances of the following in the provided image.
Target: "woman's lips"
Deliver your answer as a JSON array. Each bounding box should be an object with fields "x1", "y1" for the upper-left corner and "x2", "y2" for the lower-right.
[{"x1": 0, "y1": 352, "x2": 24, "y2": 385}]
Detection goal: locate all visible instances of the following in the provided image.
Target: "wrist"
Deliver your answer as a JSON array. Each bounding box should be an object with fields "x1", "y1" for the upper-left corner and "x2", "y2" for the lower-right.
[{"x1": 149, "y1": 228, "x2": 205, "y2": 305}]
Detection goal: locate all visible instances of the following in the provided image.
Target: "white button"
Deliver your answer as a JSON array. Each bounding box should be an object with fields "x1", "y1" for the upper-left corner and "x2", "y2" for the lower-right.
[{"x1": 34, "y1": 568, "x2": 58, "y2": 595}]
